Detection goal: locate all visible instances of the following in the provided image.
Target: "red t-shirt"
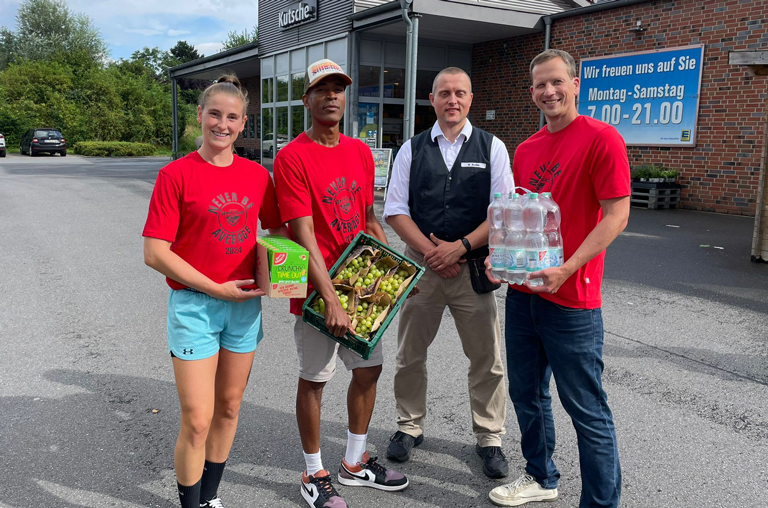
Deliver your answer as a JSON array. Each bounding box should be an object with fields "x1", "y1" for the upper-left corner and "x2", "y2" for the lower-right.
[
  {"x1": 142, "y1": 152, "x2": 282, "y2": 290},
  {"x1": 511, "y1": 115, "x2": 630, "y2": 309},
  {"x1": 273, "y1": 132, "x2": 375, "y2": 315}
]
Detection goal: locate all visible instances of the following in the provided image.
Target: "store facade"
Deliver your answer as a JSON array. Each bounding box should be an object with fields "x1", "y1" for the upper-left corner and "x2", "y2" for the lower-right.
[{"x1": 169, "y1": 0, "x2": 768, "y2": 260}]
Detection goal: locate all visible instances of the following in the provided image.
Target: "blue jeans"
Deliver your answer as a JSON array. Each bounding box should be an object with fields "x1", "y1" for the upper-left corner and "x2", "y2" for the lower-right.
[{"x1": 505, "y1": 289, "x2": 621, "y2": 508}]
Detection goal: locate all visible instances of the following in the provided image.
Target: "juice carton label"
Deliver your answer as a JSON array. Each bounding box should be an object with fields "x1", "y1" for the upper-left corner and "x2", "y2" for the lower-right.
[{"x1": 256, "y1": 235, "x2": 309, "y2": 298}]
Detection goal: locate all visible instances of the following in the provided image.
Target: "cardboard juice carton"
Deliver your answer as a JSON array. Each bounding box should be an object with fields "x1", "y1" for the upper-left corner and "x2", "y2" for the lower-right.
[{"x1": 255, "y1": 235, "x2": 309, "y2": 298}]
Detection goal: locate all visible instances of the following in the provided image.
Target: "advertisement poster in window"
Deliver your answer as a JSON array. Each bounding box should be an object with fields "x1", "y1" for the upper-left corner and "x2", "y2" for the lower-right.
[
  {"x1": 371, "y1": 148, "x2": 392, "y2": 193},
  {"x1": 578, "y1": 45, "x2": 704, "y2": 146}
]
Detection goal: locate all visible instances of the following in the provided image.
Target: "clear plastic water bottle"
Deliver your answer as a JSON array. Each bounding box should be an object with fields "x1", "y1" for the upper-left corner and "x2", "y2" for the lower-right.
[
  {"x1": 541, "y1": 192, "x2": 563, "y2": 269},
  {"x1": 503, "y1": 193, "x2": 527, "y2": 285},
  {"x1": 522, "y1": 193, "x2": 548, "y2": 286},
  {"x1": 488, "y1": 192, "x2": 507, "y2": 281}
]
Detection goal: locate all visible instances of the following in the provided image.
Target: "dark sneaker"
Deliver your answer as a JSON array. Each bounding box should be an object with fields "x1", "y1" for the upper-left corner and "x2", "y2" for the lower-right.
[
  {"x1": 199, "y1": 498, "x2": 224, "y2": 508},
  {"x1": 338, "y1": 452, "x2": 409, "y2": 491},
  {"x1": 476, "y1": 444, "x2": 509, "y2": 478},
  {"x1": 386, "y1": 431, "x2": 424, "y2": 462},
  {"x1": 301, "y1": 470, "x2": 347, "y2": 508}
]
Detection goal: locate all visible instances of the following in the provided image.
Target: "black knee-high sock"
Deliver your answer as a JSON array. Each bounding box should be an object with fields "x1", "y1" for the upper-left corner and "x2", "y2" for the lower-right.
[
  {"x1": 177, "y1": 479, "x2": 201, "y2": 508},
  {"x1": 199, "y1": 460, "x2": 227, "y2": 503}
]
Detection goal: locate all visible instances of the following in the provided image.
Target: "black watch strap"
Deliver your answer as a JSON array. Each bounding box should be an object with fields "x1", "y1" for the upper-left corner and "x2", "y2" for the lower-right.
[{"x1": 461, "y1": 237, "x2": 472, "y2": 253}]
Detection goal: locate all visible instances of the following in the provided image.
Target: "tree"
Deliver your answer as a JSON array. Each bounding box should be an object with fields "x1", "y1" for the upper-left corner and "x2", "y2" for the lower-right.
[
  {"x1": 169, "y1": 40, "x2": 202, "y2": 65},
  {"x1": 221, "y1": 25, "x2": 258, "y2": 51},
  {"x1": 4, "y1": 0, "x2": 108, "y2": 68},
  {"x1": 129, "y1": 46, "x2": 172, "y2": 80}
]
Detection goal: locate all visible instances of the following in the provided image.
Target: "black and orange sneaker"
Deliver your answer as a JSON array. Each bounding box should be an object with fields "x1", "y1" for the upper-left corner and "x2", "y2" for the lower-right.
[
  {"x1": 338, "y1": 452, "x2": 409, "y2": 491},
  {"x1": 301, "y1": 470, "x2": 347, "y2": 508}
]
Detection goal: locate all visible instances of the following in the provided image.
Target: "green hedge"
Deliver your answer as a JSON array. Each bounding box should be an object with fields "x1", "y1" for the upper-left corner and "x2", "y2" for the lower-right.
[{"x1": 74, "y1": 141, "x2": 156, "y2": 157}]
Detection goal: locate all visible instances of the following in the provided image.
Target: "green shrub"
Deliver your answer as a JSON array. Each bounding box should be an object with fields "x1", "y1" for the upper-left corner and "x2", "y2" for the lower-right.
[
  {"x1": 73, "y1": 141, "x2": 156, "y2": 157},
  {"x1": 630, "y1": 164, "x2": 680, "y2": 181}
]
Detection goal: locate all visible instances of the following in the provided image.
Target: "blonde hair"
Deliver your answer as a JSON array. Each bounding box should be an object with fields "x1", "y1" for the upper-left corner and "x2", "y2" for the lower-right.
[
  {"x1": 198, "y1": 74, "x2": 249, "y2": 115},
  {"x1": 529, "y1": 49, "x2": 578, "y2": 81}
]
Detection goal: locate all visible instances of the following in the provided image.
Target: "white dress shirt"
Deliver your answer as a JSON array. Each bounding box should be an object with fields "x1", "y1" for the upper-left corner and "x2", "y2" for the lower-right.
[{"x1": 383, "y1": 120, "x2": 515, "y2": 220}]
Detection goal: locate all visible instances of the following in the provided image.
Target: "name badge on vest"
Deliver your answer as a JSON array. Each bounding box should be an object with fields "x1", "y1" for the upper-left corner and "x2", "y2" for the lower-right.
[{"x1": 461, "y1": 162, "x2": 487, "y2": 168}]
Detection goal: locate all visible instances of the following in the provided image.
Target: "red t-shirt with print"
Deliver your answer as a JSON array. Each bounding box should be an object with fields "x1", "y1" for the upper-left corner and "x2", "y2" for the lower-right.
[
  {"x1": 143, "y1": 151, "x2": 282, "y2": 290},
  {"x1": 273, "y1": 132, "x2": 375, "y2": 315},
  {"x1": 511, "y1": 115, "x2": 631, "y2": 309}
]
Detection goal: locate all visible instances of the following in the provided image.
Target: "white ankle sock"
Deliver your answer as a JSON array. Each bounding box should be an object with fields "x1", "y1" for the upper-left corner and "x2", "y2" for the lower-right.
[
  {"x1": 303, "y1": 450, "x2": 323, "y2": 476},
  {"x1": 344, "y1": 430, "x2": 367, "y2": 465}
]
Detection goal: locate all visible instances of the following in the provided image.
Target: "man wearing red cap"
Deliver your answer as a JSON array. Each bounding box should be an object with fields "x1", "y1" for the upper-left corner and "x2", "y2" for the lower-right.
[{"x1": 274, "y1": 59, "x2": 409, "y2": 508}]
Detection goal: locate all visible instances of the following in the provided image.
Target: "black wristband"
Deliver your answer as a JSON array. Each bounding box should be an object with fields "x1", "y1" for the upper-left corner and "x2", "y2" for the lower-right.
[{"x1": 461, "y1": 237, "x2": 472, "y2": 253}]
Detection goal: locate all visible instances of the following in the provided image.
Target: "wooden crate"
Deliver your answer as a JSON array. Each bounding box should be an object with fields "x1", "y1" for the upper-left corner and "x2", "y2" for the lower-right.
[{"x1": 631, "y1": 183, "x2": 682, "y2": 210}]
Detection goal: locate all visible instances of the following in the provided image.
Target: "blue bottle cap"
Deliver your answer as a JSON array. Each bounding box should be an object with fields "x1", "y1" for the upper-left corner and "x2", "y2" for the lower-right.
[
  {"x1": 529, "y1": 193, "x2": 539, "y2": 198},
  {"x1": 494, "y1": 192, "x2": 502, "y2": 198}
]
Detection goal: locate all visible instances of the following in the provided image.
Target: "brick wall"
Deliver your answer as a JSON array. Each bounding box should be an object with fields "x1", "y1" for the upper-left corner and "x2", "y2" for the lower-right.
[
  {"x1": 234, "y1": 77, "x2": 261, "y2": 160},
  {"x1": 472, "y1": 0, "x2": 768, "y2": 215}
]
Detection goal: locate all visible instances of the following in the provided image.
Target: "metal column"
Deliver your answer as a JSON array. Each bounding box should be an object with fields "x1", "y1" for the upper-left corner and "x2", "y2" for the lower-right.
[{"x1": 171, "y1": 78, "x2": 179, "y2": 159}]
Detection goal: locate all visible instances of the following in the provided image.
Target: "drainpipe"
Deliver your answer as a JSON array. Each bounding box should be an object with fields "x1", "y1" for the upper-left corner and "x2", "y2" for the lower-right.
[
  {"x1": 408, "y1": 14, "x2": 420, "y2": 139},
  {"x1": 350, "y1": 30, "x2": 359, "y2": 138},
  {"x1": 539, "y1": 16, "x2": 552, "y2": 130},
  {"x1": 400, "y1": 0, "x2": 413, "y2": 140},
  {"x1": 171, "y1": 77, "x2": 179, "y2": 159}
]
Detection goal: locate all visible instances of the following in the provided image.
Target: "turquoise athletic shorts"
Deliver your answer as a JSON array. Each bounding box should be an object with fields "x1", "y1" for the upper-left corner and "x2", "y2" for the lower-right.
[{"x1": 167, "y1": 289, "x2": 264, "y2": 360}]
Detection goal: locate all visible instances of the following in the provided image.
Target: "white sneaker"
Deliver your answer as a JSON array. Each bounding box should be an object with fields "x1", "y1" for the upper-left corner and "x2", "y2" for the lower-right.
[{"x1": 489, "y1": 474, "x2": 558, "y2": 506}]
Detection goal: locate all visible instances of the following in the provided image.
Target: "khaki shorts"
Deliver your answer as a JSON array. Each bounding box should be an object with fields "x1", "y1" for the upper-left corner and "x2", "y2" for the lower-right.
[{"x1": 294, "y1": 316, "x2": 384, "y2": 382}]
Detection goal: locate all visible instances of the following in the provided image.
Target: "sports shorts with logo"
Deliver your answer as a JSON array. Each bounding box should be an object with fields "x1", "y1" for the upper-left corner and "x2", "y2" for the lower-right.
[{"x1": 167, "y1": 289, "x2": 264, "y2": 360}]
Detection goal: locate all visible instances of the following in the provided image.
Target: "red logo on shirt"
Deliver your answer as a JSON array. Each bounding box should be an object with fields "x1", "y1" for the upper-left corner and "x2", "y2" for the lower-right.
[
  {"x1": 322, "y1": 177, "x2": 362, "y2": 243},
  {"x1": 274, "y1": 253, "x2": 287, "y2": 265},
  {"x1": 208, "y1": 192, "x2": 254, "y2": 246}
]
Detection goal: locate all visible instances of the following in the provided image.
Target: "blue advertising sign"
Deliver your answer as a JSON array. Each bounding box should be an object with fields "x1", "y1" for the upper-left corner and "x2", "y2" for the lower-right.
[{"x1": 578, "y1": 45, "x2": 704, "y2": 146}]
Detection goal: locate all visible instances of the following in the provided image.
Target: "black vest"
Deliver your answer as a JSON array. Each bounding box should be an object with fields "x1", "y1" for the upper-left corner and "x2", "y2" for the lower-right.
[{"x1": 408, "y1": 126, "x2": 493, "y2": 258}]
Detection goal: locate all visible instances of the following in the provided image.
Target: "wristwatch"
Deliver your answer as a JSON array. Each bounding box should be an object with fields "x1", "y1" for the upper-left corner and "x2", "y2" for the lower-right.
[{"x1": 461, "y1": 237, "x2": 472, "y2": 253}]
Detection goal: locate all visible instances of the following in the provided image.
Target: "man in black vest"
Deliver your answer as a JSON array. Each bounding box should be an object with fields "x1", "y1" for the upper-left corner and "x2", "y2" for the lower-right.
[{"x1": 383, "y1": 67, "x2": 514, "y2": 478}]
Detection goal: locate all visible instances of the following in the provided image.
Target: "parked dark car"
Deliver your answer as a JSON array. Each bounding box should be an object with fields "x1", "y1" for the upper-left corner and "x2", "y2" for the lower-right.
[
  {"x1": 20, "y1": 129, "x2": 67, "y2": 156},
  {"x1": 0, "y1": 132, "x2": 6, "y2": 157}
]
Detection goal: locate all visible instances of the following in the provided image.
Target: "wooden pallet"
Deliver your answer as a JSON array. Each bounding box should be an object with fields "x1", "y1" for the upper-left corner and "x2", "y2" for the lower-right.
[{"x1": 631, "y1": 187, "x2": 681, "y2": 210}]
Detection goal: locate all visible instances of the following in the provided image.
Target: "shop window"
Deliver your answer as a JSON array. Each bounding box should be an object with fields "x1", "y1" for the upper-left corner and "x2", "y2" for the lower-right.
[
  {"x1": 291, "y1": 73, "x2": 305, "y2": 101},
  {"x1": 277, "y1": 106, "x2": 289, "y2": 145},
  {"x1": 291, "y1": 106, "x2": 305, "y2": 139},
  {"x1": 326, "y1": 39, "x2": 347, "y2": 66},
  {"x1": 358, "y1": 103, "x2": 379, "y2": 145},
  {"x1": 382, "y1": 104, "x2": 403, "y2": 155},
  {"x1": 359, "y1": 65, "x2": 380, "y2": 98},
  {"x1": 308, "y1": 44, "x2": 323, "y2": 65},
  {"x1": 262, "y1": 108, "x2": 273, "y2": 161},
  {"x1": 277, "y1": 75, "x2": 289, "y2": 102},
  {"x1": 416, "y1": 70, "x2": 438, "y2": 100},
  {"x1": 262, "y1": 78, "x2": 273, "y2": 104},
  {"x1": 383, "y1": 68, "x2": 405, "y2": 99},
  {"x1": 414, "y1": 104, "x2": 437, "y2": 136}
]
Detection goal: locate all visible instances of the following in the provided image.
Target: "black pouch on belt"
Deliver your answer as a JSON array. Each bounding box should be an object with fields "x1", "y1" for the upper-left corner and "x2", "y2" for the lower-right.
[{"x1": 468, "y1": 256, "x2": 501, "y2": 294}]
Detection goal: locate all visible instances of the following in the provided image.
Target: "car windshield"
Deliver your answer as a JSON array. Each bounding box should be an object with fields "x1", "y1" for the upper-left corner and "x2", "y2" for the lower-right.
[{"x1": 34, "y1": 130, "x2": 62, "y2": 138}]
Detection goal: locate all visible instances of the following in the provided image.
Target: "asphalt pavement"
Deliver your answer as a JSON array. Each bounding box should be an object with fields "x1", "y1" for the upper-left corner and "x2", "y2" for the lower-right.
[{"x1": 0, "y1": 154, "x2": 766, "y2": 508}]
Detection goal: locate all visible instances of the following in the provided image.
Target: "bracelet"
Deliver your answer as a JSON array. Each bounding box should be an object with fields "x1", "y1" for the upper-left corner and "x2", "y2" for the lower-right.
[{"x1": 461, "y1": 237, "x2": 472, "y2": 253}]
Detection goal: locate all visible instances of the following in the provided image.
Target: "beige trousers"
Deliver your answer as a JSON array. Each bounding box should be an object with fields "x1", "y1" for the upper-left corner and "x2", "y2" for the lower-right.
[{"x1": 394, "y1": 247, "x2": 506, "y2": 447}]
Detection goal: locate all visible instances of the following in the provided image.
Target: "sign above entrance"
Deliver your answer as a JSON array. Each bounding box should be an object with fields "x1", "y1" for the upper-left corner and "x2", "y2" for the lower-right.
[{"x1": 279, "y1": 0, "x2": 318, "y2": 30}]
